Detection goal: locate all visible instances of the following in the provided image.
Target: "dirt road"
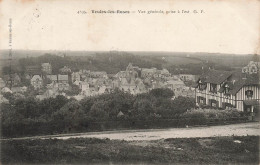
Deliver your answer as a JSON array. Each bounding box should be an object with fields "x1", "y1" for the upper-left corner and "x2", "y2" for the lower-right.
[{"x1": 3, "y1": 122, "x2": 259, "y2": 141}]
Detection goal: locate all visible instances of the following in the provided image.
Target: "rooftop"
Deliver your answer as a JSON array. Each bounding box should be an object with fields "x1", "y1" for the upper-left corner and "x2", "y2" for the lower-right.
[
  {"x1": 200, "y1": 69, "x2": 233, "y2": 84},
  {"x1": 58, "y1": 74, "x2": 69, "y2": 81}
]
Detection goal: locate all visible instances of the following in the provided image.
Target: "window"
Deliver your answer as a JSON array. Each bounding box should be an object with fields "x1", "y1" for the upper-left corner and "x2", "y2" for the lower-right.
[
  {"x1": 210, "y1": 83, "x2": 217, "y2": 93},
  {"x1": 197, "y1": 96, "x2": 200, "y2": 103},
  {"x1": 222, "y1": 102, "x2": 233, "y2": 109},
  {"x1": 198, "y1": 80, "x2": 206, "y2": 91},
  {"x1": 197, "y1": 96, "x2": 205, "y2": 104},
  {"x1": 224, "y1": 84, "x2": 230, "y2": 96},
  {"x1": 224, "y1": 87, "x2": 229, "y2": 94},
  {"x1": 200, "y1": 97, "x2": 205, "y2": 104},
  {"x1": 211, "y1": 101, "x2": 217, "y2": 107},
  {"x1": 245, "y1": 90, "x2": 253, "y2": 98},
  {"x1": 251, "y1": 67, "x2": 257, "y2": 73}
]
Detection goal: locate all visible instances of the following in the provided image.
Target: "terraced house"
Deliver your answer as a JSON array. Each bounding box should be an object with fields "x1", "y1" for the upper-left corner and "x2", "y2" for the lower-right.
[{"x1": 195, "y1": 69, "x2": 259, "y2": 119}]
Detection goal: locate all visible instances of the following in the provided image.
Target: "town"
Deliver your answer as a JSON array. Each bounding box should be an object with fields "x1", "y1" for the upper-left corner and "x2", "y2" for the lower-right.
[
  {"x1": 0, "y1": 54, "x2": 259, "y2": 119},
  {"x1": 0, "y1": 57, "x2": 197, "y2": 102}
]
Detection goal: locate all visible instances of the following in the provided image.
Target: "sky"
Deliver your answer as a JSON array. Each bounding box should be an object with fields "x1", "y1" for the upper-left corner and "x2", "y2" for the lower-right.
[{"x1": 0, "y1": 0, "x2": 259, "y2": 55}]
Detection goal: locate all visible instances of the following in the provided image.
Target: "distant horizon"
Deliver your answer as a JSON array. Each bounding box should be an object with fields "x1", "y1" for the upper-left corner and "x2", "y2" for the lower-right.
[{"x1": 0, "y1": 49, "x2": 259, "y2": 56}]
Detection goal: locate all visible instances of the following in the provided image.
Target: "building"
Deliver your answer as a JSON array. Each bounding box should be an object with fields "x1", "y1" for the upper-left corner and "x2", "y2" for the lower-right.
[
  {"x1": 160, "y1": 69, "x2": 171, "y2": 78},
  {"x1": 41, "y1": 63, "x2": 52, "y2": 74},
  {"x1": 80, "y1": 81, "x2": 89, "y2": 90},
  {"x1": 90, "y1": 71, "x2": 108, "y2": 79},
  {"x1": 179, "y1": 74, "x2": 198, "y2": 82},
  {"x1": 141, "y1": 67, "x2": 171, "y2": 80},
  {"x1": 242, "y1": 61, "x2": 259, "y2": 74},
  {"x1": 46, "y1": 75, "x2": 58, "y2": 83},
  {"x1": 115, "y1": 64, "x2": 139, "y2": 79},
  {"x1": 36, "y1": 89, "x2": 57, "y2": 100},
  {"x1": 0, "y1": 78, "x2": 6, "y2": 89},
  {"x1": 165, "y1": 78, "x2": 186, "y2": 97},
  {"x1": 1, "y1": 87, "x2": 12, "y2": 93},
  {"x1": 141, "y1": 68, "x2": 157, "y2": 78},
  {"x1": 194, "y1": 69, "x2": 259, "y2": 118},
  {"x1": 11, "y1": 86, "x2": 27, "y2": 93},
  {"x1": 118, "y1": 77, "x2": 146, "y2": 95},
  {"x1": 71, "y1": 72, "x2": 81, "y2": 82},
  {"x1": 0, "y1": 94, "x2": 9, "y2": 103},
  {"x1": 46, "y1": 74, "x2": 69, "y2": 91},
  {"x1": 31, "y1": 75, "x2": 43, "y2": 89},
  {"x1": 59, "y1": 66, "x2": 71, "y2": 74},
  {"x1": 25, "y1": 65, "x2": 41, "y2": 76},
  {"x1": 57, "y1": 74, "x2": 69, "y2": 91},
  {"x1": 3, "y1": 74, "x2": 21, "y2": 87}
]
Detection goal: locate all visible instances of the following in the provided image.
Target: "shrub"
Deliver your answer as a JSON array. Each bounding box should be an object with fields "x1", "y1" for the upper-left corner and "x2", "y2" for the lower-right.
[{"x1": 181, "y1": 108, "x2": 243, "y2": 120}]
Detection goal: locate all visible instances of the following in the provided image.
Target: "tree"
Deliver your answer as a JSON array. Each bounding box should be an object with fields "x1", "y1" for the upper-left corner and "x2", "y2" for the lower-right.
[
  {"x1": 2, "y1": 92, "x2": 14, "y2": 101},
  {"x1": 79, "y1": 97, "x2": 95, "y2": 115},
  {"x1": 12, "y1": 97, "x2": 40, "y2": 119},
  {"x1": 20, "y1": 76, "x2": 31, "y2": 86},
  {"x1": 37, "y1": 95, "x2": 69, "y2": 120},
  {"x1": 132, "y1": 98, "x2": 154, "y2": 119},
  {"x1": 172, "y1": 96, "x2": 196, "y2": 115},
  {"x1": 52, "y1": 100, "x2": 84, "y2": 127},
  {"x1": 42, "y1": 77, "x2": 52, "y2": 86},
  {"x1": 1, "y1": 66, "x2": 18, "y2": 75},
  {"x1": 88, "y1": 100, "x2": 109, "y2": 120},
  {"x1": 149, "y1": 88, "x2": 174, "y2": 98}
]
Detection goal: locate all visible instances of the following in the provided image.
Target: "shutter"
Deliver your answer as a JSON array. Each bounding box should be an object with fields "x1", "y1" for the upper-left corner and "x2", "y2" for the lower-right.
[
  {"x1": 222, "y1": 102, "x2": 226, "y2": 109},
  {"x1": 209, "y1": 99, "x2": 211, "y2": 106}
]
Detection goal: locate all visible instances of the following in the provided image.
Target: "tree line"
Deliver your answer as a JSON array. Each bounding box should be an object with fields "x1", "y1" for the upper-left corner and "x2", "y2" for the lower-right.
[{"x1": 1, "y1": 88, "x2": 196, "y2": 137}]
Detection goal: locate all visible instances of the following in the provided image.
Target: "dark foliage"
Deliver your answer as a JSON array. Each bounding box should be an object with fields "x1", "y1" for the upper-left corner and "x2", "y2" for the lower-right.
[{"x1": 1, "y1": 89, "x2": 197, "y2": 137}]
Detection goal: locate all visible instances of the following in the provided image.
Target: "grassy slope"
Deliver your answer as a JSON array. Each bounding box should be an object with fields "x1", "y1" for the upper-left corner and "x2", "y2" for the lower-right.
[{"x1": 1, "y1": 136, "x2": 259, "y2": 164}]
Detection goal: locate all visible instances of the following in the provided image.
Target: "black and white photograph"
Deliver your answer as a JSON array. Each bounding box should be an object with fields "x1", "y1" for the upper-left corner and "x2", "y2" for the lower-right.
[{"x1": 0, "y1": 0, "x2": 259, "y2": 164}]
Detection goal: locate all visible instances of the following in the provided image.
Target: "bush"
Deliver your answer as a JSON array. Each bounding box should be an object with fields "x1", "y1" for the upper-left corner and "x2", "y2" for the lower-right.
[{"x1": 181, "y1": 108, "x2": 243, "y2": 120}]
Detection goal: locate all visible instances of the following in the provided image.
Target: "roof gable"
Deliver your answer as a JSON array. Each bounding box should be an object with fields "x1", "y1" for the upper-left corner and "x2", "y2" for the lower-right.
[{"x1": 228, "y1": 75, "x2": 259, "y2": 95}]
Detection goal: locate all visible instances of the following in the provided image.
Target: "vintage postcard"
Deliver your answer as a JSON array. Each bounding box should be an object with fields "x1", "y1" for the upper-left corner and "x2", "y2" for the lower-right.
[{"x1": 0, "y1": 0, "x2": 259, "y2": 164}]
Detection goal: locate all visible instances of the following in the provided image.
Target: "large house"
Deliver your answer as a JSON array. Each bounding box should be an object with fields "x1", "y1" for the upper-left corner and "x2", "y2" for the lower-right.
[{"x1": 194, "y1": 69, "x2": 259, "y2": 118}]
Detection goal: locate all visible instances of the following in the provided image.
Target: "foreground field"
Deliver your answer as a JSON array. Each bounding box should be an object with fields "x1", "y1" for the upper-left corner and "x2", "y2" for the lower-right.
[{"x1": 1, "y1": 136, "x2": 259, "y2": 164}]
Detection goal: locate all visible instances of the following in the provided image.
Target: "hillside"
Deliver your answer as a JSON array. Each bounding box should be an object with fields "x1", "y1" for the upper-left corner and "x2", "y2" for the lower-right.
[
  {"x1": 1, "y1": 50, "x2": 256, "y2": 75},
  {"x1": 2, "y1": 52, "x2": 165, "y2": 75}
]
